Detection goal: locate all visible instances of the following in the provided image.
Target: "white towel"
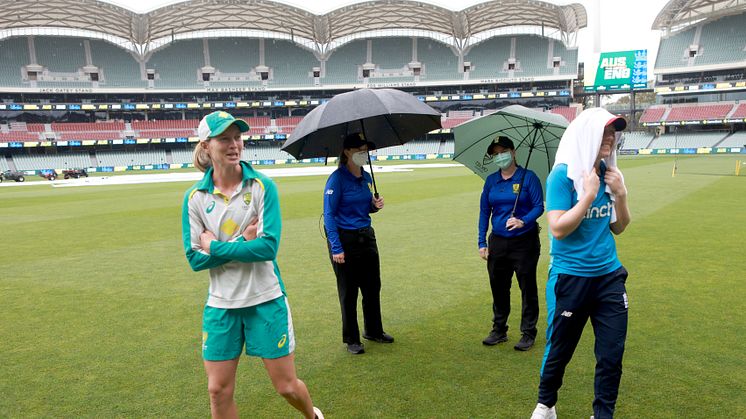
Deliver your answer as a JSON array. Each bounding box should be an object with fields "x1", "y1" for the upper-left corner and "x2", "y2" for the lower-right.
[{"x1": 553, "y1": 107, "x2": 625, "y2": 223}]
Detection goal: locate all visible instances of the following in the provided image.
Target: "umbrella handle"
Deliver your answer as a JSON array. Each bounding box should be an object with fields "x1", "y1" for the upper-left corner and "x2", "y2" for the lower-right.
[
  {"x1": 360, "y1": 120, "x2": 379, "y2": 198},
  {"x1": 367, "y1": 150, "x2": 379, "y2": 199}
]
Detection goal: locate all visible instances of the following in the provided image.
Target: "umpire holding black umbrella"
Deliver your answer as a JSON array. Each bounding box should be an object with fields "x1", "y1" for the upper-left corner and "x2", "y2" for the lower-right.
[
  {"x1": 323, "y1": 133, "x2": 394, "y2": 355},
  {"x1": 478, "y1": 135, "x2": 544, "y2": 351}
]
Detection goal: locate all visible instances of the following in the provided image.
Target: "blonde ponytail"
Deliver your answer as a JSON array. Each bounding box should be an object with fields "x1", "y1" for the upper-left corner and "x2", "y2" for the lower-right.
[{"x1": 193, "y1": 144, "x2": 212, "y2": 172}]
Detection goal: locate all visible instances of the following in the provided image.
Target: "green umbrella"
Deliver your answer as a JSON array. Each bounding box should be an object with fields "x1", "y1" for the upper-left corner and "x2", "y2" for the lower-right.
[{"x1": 452, "y1": 104, "x2": 569, "y2": 213}]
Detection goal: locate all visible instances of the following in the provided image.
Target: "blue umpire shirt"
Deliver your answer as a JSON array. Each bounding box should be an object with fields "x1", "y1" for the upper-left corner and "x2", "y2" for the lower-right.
[
  {"x1": 324, "y1": 165, "x2": 377, "y2": 255},
  {"x1": 478, "y1": 166, "x2": 544, "y2": 248}
]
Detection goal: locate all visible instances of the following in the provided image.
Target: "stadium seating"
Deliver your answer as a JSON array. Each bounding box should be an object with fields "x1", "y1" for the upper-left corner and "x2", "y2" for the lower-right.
[
  {"x1": 209, "y1": 38, "x2": 259, "y2": 73},
  {"x1": 242, "y1": 144, "x2": 294, "y2": 161},
  {"x1": 655, "y1": 27, "x2": 697, "y2": 69},
  {"x1": 550, "y1": 106, "x2": 578, "y2": 122},
  {"x1": 465, "y1": 36, "x2": 512, "y2": 78},
  {"x1": 640, "y1": 106, "x2": 667, "y2": 123},
  {"x1": 13, "y1": 153, "x2": 90, "y2": 170},
  {"x1": 58, "y1": 131, "x2": 122, "y2": 141},
  {"x1": 552, "y1": 41, "x2": 579, "y2": 76},
  {"x1": 132, "y1": 120, "x2": 198, "y2": 130},
  {"x1": 26, "y1": 123, "x2": 46, "y2": 132},
  {"x1": 694, "y1": 13, "x2": 746, "y2": 66},
  {"x1": 96, "y1": 150, "x2": 167, "y2": 166},
  {"x1": 717, "y1": 131, "x2": 746, "y2": 147},
  {"x1": 514, "y1": 36, "x2": 550, "y2": 77},
  {"x1": 0, "y1": 132, "x2": 40, "y2": 142},
  {"x1": 265, "y1": 39, "x2": 319, "y2": 87},
  {"x1": 34, "y1": 37, "x2": 87, "y2": 73},
  {"x1": 0, "y1": 37, "x2": 29, "y2": 87},
  {"x1": 89, "y1": 40, "x2": 146, "y2": 88},
  {"x1": 146, "y1": 39, "x2": 204, "y2": 88},
  {"x1": 52, "y1": 122, "x2": 125, "y2": 131},
  {"x1": 730, "y1": 103, "x2": 746, "y2": 118},
  {"x1": 371, "y1": 38, "x2": 411, "y2": 71},
  {"x1": 171, "y1": 149, "x2": 194, "y2": 165},
  {"x1": 372, "y1": 140, "x2": 443, "y2": 156},
  {"x1": 324, "y1": 40, "x2": 367, "y2": 85},
  {"x1": 620, "y1": 131, "x2": 654, "y2": 150},
  {"x1": 0, "y1": 157, "x2": 10, "y2": 171},
  {"x1": 649, "y1": 132, "x2": 727, "y2": 148},
  {"x1": 417, "y1": 39, "x2": 460, "y2": 81},
  {"x1": 665, "y1": 103, "x2": 734, "y2": 121}
]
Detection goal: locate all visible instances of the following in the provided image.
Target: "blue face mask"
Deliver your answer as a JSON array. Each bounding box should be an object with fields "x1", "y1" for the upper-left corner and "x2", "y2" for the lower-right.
[{"x1": 494, "y1": 151, "x2": 513, "y2": 169}]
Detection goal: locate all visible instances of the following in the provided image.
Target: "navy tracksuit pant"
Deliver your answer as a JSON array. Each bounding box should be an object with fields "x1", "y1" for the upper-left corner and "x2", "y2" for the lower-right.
[
  {"x1": 329, "y1": 226, "x2": 384, "y2": 345},
  {"x1": 538, "y1": 266, "x2": 629, "y2": 419},
  {"x1": 487, "y1": 228, "x2": 540, "y2": 338}
]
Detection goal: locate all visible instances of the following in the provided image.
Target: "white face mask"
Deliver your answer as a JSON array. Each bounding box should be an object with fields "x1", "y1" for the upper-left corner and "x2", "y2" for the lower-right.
[
  {"x1": 351, "y1": 150, "x2": 369, "y2": 167},
  {"x1": 494, "y1": 151, "x2": 513, "y2": 169}
]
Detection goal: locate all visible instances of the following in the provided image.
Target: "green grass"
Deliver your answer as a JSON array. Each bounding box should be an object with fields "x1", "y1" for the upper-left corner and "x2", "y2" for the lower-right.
[{"x1": 1, "y1": 155, "x2": 744, "y2": 418}]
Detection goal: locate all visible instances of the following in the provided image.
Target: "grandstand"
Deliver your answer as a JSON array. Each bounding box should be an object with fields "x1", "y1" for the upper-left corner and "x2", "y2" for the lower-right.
[
  {"x1": 620, "y1": 131, "x2": 654, "y2": 150},
  {"x1": 718, "y1": 131, "x2": 746, "y2": 147},
  {"x1": 649, "y1": 132, "x2": 727, "y2": 149},
  {"x1": 17, "y1": 0, "x2": 722, "y2": 174}
]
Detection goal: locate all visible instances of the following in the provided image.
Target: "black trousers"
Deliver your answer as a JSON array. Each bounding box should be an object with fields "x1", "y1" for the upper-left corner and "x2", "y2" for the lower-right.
[
  {"x1": 487, "y1": 228, "x2": 540, "y2": 338},
  {"x1": 329, "y1": 227, "x2": 384, "y2": 345},
  {"x1": 538, "y1": 266, "x2": 629, "y2": 419}
]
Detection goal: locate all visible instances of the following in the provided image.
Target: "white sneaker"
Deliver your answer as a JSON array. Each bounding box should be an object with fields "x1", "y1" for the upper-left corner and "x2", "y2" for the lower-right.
[
  {"x1": 313, "y1": 406, "x2": 324, "y2": 419},
  {"x1": 530, "y1": 403, "x2": 557, "y2": 419}
]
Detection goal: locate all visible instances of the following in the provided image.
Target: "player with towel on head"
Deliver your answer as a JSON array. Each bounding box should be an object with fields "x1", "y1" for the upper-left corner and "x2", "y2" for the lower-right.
[
  {"x1": 530, "y1": 108, "x2": 631, "y2": 419},
  {"x1": 182, "y1": 111, "x2": 323, "y2": 419}
]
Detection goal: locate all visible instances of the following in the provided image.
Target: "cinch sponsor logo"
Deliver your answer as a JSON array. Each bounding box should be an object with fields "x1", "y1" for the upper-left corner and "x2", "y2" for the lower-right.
[
  {"x1": 206, "y1": 201, "x2": 216, "y2": 213},
  {"x1": 584, "y1": 201, "x2": 613, "y2": 219}
]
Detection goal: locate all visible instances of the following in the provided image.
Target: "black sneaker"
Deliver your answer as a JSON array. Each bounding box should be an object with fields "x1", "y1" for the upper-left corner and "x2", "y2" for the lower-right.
[
  {"x1": 346, "y1": 343, "x2": 365, "y2": 354},
  {"x1": 362, "y1": 332, "x2": 394, "y2": 343},
  {"x1": 514, "y1": 334, "x2": 535, "y2": 351},
  {"x1": 482, "y1": 330, "x2": 508, "y2": 346}
]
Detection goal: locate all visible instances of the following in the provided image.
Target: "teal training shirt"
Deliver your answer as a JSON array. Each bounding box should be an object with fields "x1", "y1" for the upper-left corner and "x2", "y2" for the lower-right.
[
  {"x1": 546, "y1": 164, "x2": 621, "y2": 277},
  {"x1": 182, "y1": 161, "x2": 285, "y2": 309}
]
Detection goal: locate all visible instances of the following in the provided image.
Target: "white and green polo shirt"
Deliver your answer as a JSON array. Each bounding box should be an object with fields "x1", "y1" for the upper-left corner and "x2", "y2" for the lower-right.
[{"x1": 182, "y1": 161, "x2": 285, "y2": 309}]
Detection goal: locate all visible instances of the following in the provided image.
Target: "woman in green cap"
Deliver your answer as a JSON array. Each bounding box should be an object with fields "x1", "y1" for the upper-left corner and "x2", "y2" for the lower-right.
[{"x1": 182, "y1": 111, "x2": 323, "y2": 419}]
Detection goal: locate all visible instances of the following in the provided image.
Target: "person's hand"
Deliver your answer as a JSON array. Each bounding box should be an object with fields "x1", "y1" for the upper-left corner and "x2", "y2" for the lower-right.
[
  {"x1": 506, "y1": 217, "x2": 525, "y2": 231},
  {"x1": 372, "y1": 196, "x2": 384, "y2": 210},
  {"x1": 200, "y1": 230, "x2": 217, "y2": 254},
  {"x1": 604, "y1": 166, "x2": 627, "y2": 197},
  {"x1": 582, "y1": 169, "x2": 601, "y2": 201},
  {"x1": 241, "y1": 218, "x2": 259, "y2": 241},
  {"x1": 479, "y1": 247, "x2": 489, "y2": 260},
  {"x1": 332, "y1": 252, "x2": 345, "y2": 264}
]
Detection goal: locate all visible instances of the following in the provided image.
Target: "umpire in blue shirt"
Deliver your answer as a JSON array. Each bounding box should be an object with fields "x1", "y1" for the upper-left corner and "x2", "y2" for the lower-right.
[
  {"x1": 324, "y1": 133, "x2": 394, "y2": 355},
  {"x1": 478, "y1": 136, "x2": 544, "y2": 351}
]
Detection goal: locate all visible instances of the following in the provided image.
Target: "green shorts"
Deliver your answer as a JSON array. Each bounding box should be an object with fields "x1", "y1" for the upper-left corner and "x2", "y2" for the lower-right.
[{"x1": 202, "y1": 296, "x2": 295, "y2": 361}]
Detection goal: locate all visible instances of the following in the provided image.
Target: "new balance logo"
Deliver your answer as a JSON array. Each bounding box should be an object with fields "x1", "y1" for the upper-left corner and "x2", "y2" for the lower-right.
[{"x1": 561, "y1": 311, "x2": 573, "y2": 317}]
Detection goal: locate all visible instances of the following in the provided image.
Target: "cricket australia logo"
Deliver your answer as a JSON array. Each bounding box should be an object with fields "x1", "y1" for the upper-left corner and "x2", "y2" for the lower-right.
[{"x1": 243, "y1": 193, "x2": 251, "y2": 205}]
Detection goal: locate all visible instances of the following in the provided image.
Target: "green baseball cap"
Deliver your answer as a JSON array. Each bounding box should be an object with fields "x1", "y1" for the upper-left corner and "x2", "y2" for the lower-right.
[{"x1": 197, "y1": 111, "x2": 250, "y2": 141}]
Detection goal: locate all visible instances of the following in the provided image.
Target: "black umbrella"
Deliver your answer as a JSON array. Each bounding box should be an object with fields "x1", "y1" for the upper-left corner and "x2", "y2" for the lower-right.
[{"x1": 281, "y1": 88, "x2": 442, "y2": 196}]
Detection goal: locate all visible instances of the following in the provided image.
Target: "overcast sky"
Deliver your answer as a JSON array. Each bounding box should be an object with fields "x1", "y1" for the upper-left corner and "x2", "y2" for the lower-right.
[{"x1": 101, "y1": 0, "x2": 673, "y2": 69}]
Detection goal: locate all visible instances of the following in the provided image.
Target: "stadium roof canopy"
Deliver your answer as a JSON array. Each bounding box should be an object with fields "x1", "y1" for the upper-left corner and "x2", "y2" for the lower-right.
[
  {"x1": 0, "y1": 0, "x2": 586, "y2": 55},
  {"x1": 652, "y1": 0, "x2": 746, "y2": 34}
]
